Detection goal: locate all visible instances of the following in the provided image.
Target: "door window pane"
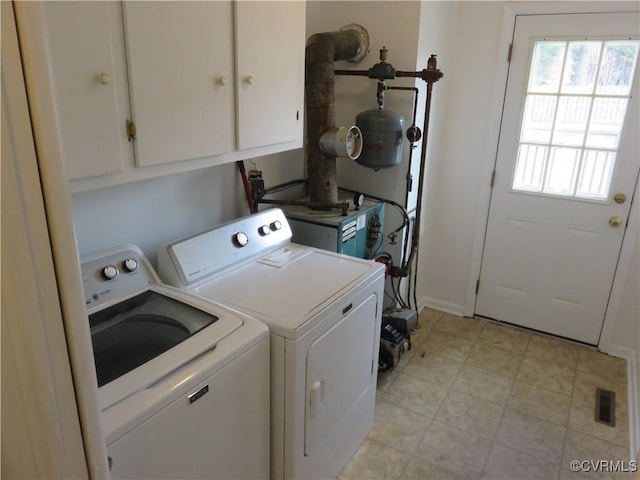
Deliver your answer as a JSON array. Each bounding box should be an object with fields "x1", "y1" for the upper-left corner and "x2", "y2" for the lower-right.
[
  {"x1": 561, "y1": 41, "x2": 601, "y2": 94},
  {"x1": 586, "y1": 97, "x2": 628, "y2": 149},
  {"x1": 512, "y1": 38, "x2": 639, "y2": 201},
  {"x1": 597, "y1": 41, "x2": 639, "y2": 95},
  {"x1": 513, "y1": 144, "x2": 548, "y2": 192},
  {"x1": 552, "y1": 96, "x2": 591, "y2": 146},
  {"x1": 528, "y1": 42, "x2": 566, "y2": 93},
  {"x1": 543, "y1": 147, "x2": 580, "y2": 195},
  {"x1": 521, "y1": 95, "x2": 556, "y2": 143},
  {"x1": 576, "y1": 150, "x2": 616, "y2": 200}
]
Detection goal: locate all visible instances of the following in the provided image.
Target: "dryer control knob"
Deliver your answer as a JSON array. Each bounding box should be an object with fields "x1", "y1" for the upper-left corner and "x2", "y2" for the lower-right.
[
  {"x1": 270, "y1": 220, "x2": 282, "y2": 231},
  {"x1": 258, "y1": 225, "x2": 271, "y2": 236},
  {"x1": 123, "y1": 258, "x2": 139, "y2": 272},
  {"x1": 102, "y1": 264, "x2": 119, "y2": 280},
  {"x1": 234, "y1": 231, "x2": 249, "y2": 247}
]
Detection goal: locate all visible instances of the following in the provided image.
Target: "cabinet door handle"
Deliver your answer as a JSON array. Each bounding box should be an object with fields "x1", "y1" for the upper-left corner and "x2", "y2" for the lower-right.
[
  {"x1": 243, "y1": 75, "x2": 254, "y2": 85},
  {"x1": 99, "y1": 72, "x2": 111, "y2": 85},
  {"x1": 216, "y1": 76, "x2": 227, "y2": 86}
]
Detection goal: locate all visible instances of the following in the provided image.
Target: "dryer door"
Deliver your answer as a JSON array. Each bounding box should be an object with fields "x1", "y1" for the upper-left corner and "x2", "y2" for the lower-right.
[{"x1": 304, "y1": 293, "x2": 377, "y2": 455}]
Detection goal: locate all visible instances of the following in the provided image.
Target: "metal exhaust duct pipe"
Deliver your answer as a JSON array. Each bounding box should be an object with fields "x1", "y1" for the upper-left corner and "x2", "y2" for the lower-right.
[{"x1": 305, "y1": 24, "x2": 369, "y2": 210}]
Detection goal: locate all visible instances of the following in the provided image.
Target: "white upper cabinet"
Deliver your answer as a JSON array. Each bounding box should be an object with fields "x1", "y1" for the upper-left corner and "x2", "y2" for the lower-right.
[
  {"x1": 16, "y1": 1, "x2": 305, "y2": 191},
  {"x1": 235, "y1": 1, "x2": 305, "y2": 151},
  {"x1": 123, "y1": 2, "x2": 235, "y2": 167},
  {"x1": 32, "y1": 2, "x2": 132, "y2": 180}
]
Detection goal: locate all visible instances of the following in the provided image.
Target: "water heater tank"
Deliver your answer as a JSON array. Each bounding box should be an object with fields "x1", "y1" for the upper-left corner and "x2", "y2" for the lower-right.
[{"x1": 355, "y1": 109, "x2": 405, "y2": 169}]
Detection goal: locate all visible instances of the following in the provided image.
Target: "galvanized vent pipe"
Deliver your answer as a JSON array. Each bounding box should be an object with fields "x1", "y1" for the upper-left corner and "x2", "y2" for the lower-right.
[{"x1": 305, "y1": 24, "x2": 369, "y2": 210}]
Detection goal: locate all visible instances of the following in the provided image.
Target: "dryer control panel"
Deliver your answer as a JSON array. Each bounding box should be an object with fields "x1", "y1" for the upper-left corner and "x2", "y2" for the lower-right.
[
  {"x1": 81, "y1": 245, "x2": 157, "y2": 312},
  {"x1": 159, "y1": 208, "x2": 292, "y2": 287}
]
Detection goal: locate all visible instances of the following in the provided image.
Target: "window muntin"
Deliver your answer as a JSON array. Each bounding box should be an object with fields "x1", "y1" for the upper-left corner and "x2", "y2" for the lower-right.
[{"x1": 513, "y1": 39, "x2": 638, "y2": 201}]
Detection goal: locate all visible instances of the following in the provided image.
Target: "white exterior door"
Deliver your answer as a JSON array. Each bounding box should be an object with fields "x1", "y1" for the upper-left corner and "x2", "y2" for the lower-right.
[{"x1": 476, "y1": 12, "x2": 639, "y2": 345}]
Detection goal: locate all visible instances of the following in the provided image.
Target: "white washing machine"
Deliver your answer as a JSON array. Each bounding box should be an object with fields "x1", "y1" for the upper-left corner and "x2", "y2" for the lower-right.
[
  {"x1": 81, "y1": 245, "x2": 270, "y2": 479},
  {"x1": 158, "y1": 208, "x2": 385, "y2": 480}
]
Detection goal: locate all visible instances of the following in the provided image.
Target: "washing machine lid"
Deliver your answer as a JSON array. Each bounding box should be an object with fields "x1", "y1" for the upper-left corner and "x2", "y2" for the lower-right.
[
  {"x1": 193, "y1": 243, "x2": 383, "y2": 339},
  {"x1": 90, "y1": 290, "x2": 222, "y2": 388},
  {"x1": 96, "y1": 285, "x2": 244, "y2": 411}
]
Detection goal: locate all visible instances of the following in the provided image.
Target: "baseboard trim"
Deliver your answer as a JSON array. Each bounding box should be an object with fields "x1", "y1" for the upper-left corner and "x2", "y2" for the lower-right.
[
  {"x1": 607, "y1": 346, "x2": 639, "y2": 462},
  {"x1": 418, "y1": 297, "x2": 466, "y2": 317}
]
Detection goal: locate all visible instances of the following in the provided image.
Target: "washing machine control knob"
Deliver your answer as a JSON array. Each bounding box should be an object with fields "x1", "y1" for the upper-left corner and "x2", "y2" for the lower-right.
[
  {"x1": 234, "y1": 231, "x2": 249, "y2": 247},
  {"x1": 270, "y1": 220, "x2": 282, "y2": 231},
  {"x1": 258, "y1": 225, "x2": 271, "y2": 236},
  {"x1": 123, "y1": 258, "x2": 139, "y2": 272},
  {"x1": 102, "y1": 264, "x2": 119, "y2": 280}
]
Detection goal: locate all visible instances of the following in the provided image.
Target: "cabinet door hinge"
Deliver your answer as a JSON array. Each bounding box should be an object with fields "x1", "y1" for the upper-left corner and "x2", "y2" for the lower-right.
[
  {"x1": 490, "y1": 170, "x2": 496, "y2": 188},
  {"x1": 507, "y1": 43, "x2": 513, "y2": 63},
  {"x1": 126, "y1": 119, "x2": 137, "y2": 142},
  {"x1": 475, "y1": 279, "x2": 480, "y2": 294}
]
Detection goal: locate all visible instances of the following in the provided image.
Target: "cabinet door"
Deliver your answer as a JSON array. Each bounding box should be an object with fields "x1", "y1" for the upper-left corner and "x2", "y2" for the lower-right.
[
  {"x1": 123, "y1": 2, "x2": 234, "y2": 167},
  {"x1": 235, "y1": 1, "x2": 305, "y2": 150},
  {"x1": 43, "y1": 2, "x2": 128, "y2": 180}
]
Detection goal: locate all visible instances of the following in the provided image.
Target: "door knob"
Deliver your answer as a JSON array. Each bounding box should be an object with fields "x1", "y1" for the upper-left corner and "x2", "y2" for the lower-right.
[
  {"x1": 609, "y1": 216, "x2": 623, "y2": 228},
  {"x1": 614, "y1": 193, "x2": 627, "y2": 204}
]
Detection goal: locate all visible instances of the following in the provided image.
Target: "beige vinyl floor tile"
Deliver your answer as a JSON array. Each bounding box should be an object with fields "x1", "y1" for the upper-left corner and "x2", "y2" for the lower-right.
[
  {"x1": 568, "y1": 396, "x2": 630, "y2": 448},
  {"x1": 416, "y1": 420, "x2": 492, "y2": 478},
  {"x1": 578, "y1": 350, "x2": 628, "y2": 385},
  {"x1": 494, "y1": 408, "x2": 567, "y2": 464},
  {"x1": 369, "y1": 401, "x2": 432, "y2": 454},
  {"x1": 434, "y1": 314, "x2": 486, "y2": 342},
  {"x1": 517, "y1": 355, "x2": 576, "y2": 396},
  {"x1": 477, "y1": 322, "x2": 531, "y2": 353},
  {"x1": 420, "y1": 329, "x2": 476, "y2": 362},
  {"x1": 465, "y1": 342, "x2": 524, "y2": 377},
  {"x1": 435, "y1": 389, "x2": 504, "y2": 439},
  {"x1": 401, "y1": 456, "x2": 464, "y2": 480},
  {"x1": 573, "y1": 369, "x2": 628, "y2": 403},
  {"x1": 382, "y1": 373, "x2": 448, "y2": 418},
  {"x1": 341, "y1": 310, "x2": 632, "y2": 480},
  {"x1": 481, "y1": 443, "x2": 560, "y2": 480},
  {"x1": 338, "y1": 438, "x2": 410, "y2": 480},
  {"x1": 402, "y1": 351, "x2": 464, "y2": 387},
  {"x1": 507, "y1": 380, "x2": 572, "y2": 426},
  {"x1": 450, "y1": 365, "x2": 514, "y2": 405},
  {"x1": 526, "y1": 333, "x2": 582, "y2": 368}
]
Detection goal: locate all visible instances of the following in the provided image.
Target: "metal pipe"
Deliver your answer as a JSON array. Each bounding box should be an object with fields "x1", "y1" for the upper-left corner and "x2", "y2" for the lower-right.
[
  {"x1": 257, "y1": 198, "x2": 350, "y2": 216},
  {"x1": 385, "y1": 85, "x2": 420, "y2": 267},
  {"x1": 264, "y1": 178, "x2": 308, "y2": 194},
  {"x1": 405, "y1": 55, "x2": 441, "y2": 268},
  {"x1": 305, "y1": 26, "x2": 369, "y2": 210}
]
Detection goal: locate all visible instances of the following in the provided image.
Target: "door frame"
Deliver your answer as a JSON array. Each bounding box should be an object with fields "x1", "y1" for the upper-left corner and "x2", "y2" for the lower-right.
[
  {"x1": 12, "y1": 1, "x2": 111, "y2": 477},
  {"x1": 466, "y1": 0, "x2": 640, "y2": 351}
]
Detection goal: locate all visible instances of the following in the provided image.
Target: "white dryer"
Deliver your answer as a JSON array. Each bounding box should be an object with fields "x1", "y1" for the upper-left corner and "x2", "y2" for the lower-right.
[
  {"x1": 81, "y1": 245, "x2": 270, "y2": 479},
  {"x1": 158, "y1": 208, "x2": 384, "y2": 479}
]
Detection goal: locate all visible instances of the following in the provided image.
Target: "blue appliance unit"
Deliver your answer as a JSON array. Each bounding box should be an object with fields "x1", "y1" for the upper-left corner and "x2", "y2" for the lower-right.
[{"x1": 282, "y1": 197, "x2": 385, "y2": 259}]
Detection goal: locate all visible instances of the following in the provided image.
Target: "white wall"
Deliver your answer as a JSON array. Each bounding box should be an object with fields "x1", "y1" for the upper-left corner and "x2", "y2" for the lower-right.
[
  {"x1": 72, "y1": 151, "x2": 306, "y2": 266},
  {"x1": 610, "y1": 240, "x2": 640, "y2": 458},
  {"x1": 417, "y1": 1, "x2": 505, "y2": 315},
  {"x1": 72, "y1": 163, "x2": 244, "y2": 266}
]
